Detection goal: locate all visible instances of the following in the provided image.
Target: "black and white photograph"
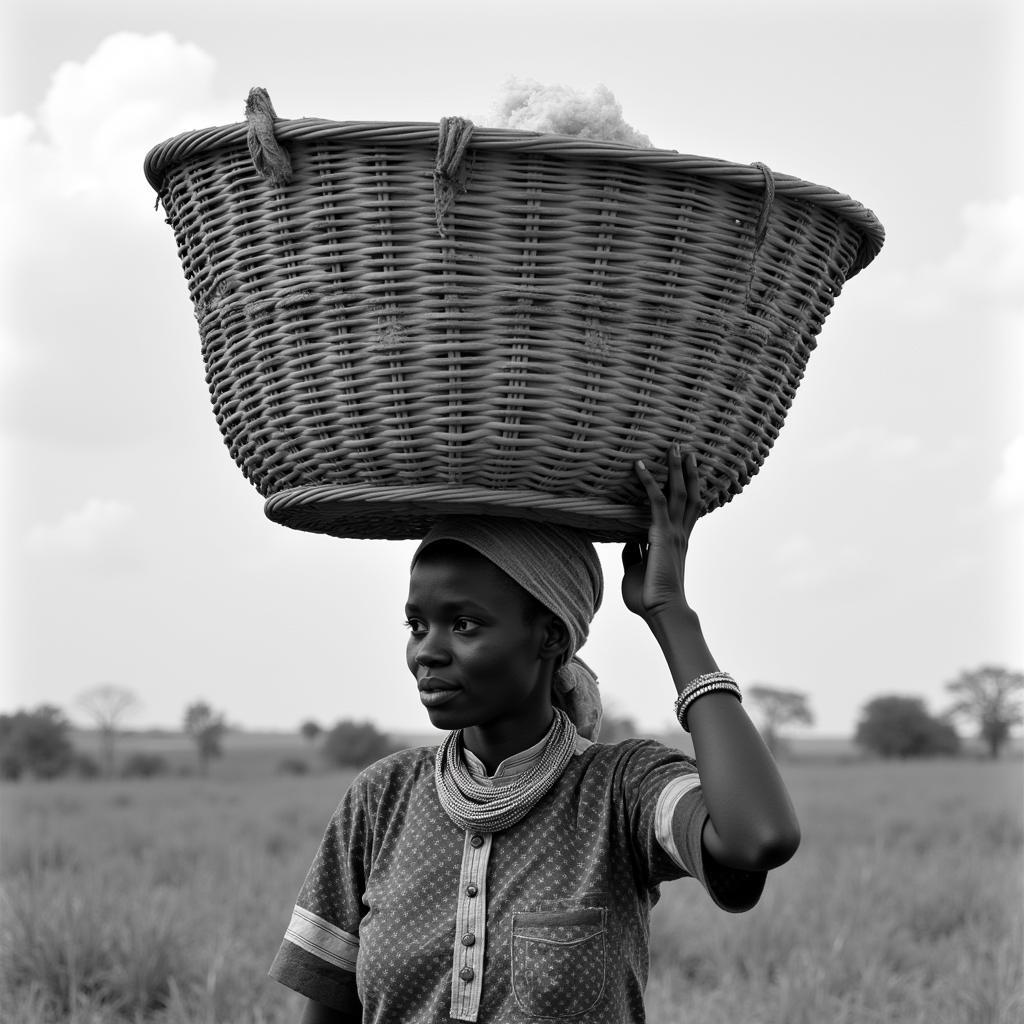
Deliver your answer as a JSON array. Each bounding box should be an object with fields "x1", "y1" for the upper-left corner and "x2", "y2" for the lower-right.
[{"x1": 2, "y1": 2, "x2": 1021, "y2": 1022}]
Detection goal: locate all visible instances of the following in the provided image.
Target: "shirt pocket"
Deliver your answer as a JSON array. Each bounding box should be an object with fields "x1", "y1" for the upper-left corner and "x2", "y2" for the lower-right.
[{"x1": 511, "y1": 906, "x2": 607, "y2": 1018}]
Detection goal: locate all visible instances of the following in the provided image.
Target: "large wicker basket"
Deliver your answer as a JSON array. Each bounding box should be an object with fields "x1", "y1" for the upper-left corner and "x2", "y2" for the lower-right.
[{"x1": 145, "y1": 89, "x2": 883, "y2": 541}]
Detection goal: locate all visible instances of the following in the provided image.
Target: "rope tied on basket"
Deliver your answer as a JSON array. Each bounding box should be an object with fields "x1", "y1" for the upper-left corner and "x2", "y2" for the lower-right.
[
  {"x1": 745, "y1": 161, "x2": 776, "y2": 311},
  {"x1": 245, "y1": 87, "x2": 293, "y2": 187},
  {"x1": 750, "y1": 162, "x2": 775, "y2": 249},
  {"x1": 434, "y1": 117, "x2": 475, "y2": 236}
]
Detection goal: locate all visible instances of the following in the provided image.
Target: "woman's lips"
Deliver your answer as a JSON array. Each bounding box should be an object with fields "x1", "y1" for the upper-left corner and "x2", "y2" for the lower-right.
[
  {"x1": 419, "y1": 687, "x2": 461, "y2": 708},
  {"x1": 418, "y1": 677, "x2": 461, "y2": 707}
]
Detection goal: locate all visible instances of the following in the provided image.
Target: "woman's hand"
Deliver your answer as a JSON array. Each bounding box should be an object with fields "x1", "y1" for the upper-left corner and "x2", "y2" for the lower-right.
[
  {"x1": 620, "y1": 446, "x2": 801, "y2": 877},
  {"x1": 621, "y1": 446, "x2": 703, "y2": 621}
]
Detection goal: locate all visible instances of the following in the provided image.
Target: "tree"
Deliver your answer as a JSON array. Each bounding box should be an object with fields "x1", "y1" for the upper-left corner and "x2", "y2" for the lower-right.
[
  {"x1": 747, "y1": 685, "x2": 814, "y2": 756},
  {"x1": 855, "y1": 696, "x2": 960, "y2": 759},
  {"x1": 183, "y1": 702, "x2": 227, "y2": 775},
  {"x1": 0, "y1": 706, "x2": 75, "y2": 780},
  {"x1": 944, "y1": 665, "x2": 1023, "y2": 759},
  {"x1": 77, "y1": 684, "x2": 139, "y2": 777},
  {"x1": 300, "y1": 720, "x2": 323, "y2": 745},
  {"x1": 321, "y1": 720, "x2": 396, "y2": 768}
]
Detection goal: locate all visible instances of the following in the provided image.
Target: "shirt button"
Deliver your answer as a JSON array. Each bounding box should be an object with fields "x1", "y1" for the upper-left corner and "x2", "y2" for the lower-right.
[
  {"x1": 459, "y1": 966, "x2": 475, "y2": 982},
  {"x1": 465, "y1": 884, "x2": 479, "y2": 897},
  {"x1": 470, "y1": 834, "x2": 484, "y2": 848},
  {"x1": 461, "y1": 933, "x2": 476, "y2": 946}
]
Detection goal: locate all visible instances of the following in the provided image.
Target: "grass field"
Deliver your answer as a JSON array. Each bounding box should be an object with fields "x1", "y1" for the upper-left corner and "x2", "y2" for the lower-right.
[{"x1": 1, "y1": 745, "x2": 1021, "y2": 1023}]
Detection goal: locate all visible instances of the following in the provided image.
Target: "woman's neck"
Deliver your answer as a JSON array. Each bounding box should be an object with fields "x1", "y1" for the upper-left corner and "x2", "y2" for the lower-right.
[{"x1": 461, "y1": 706, "x2": 555, "y2": 775}]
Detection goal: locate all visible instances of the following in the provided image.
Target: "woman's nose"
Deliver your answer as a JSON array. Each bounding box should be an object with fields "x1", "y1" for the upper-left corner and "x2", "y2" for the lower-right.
[{"x1": 414, "y1": 633, "x2": 449, "y2": 667}]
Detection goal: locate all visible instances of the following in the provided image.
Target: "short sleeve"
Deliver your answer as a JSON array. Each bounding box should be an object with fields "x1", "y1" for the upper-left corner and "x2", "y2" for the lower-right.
[
  {"x1": 620, "y1": 739, "x2": 766, "y2": 912},
  {"x1": 268, "y1": 776, "x2": 371, "y2": 1014},
  {"x1": 667, "y1": 783, "x2": 767, "y2": 912},
  {"x1": 618, "y1": 740, "x2": 703, "y2": 887}
]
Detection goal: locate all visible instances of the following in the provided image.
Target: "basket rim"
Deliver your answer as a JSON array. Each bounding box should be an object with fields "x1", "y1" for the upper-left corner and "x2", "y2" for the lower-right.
[
  {"x1": 144, "y1": 116, "x2": 884, "y2": 277},
  {"x1": 262, "y1": 482, "x2": 656, "y2": 542}
]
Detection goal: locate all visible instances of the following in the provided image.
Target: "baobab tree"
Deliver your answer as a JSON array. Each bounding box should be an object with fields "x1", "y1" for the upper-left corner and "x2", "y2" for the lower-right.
[
  {"x1": 945, "y1": 666, "x2": 1023, "y2": 759},
  {"x1": 747, "y1": 685, "x2": 814, "y2": 757},
  {"x1": 77, "y1": 684, "x2": 139, "y2": 776}
]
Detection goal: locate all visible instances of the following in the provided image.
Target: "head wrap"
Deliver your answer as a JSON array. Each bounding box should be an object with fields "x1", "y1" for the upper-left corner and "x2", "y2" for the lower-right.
[{"x1": 412, "y1": 517, "x2": 604, "y2": 740}]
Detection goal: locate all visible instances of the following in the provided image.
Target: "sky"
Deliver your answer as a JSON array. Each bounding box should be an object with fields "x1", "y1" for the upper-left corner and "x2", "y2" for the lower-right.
[{"x1": 1, "y1": 0, "x2": 1021, "y2": 741}]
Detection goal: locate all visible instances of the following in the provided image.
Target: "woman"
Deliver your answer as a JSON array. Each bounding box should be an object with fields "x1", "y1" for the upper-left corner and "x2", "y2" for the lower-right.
[{"x1": 270, "y1": 448, "x2": 801, "y2": 1023}]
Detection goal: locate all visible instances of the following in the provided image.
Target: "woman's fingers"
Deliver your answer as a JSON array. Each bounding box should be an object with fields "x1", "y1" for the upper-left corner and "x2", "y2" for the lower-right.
[
  {"x1": 682, "y1": 451, "x2": 702, "y2": 529},
  {"x1": 636, "y1": 448, "x2": 702, "y2": 530},
  {"x1": 634, "y1": 459, "x2": 669, "y2": 524},
  {"x1": 666, "y1": 445, "x2": 687, "y2": 521}
]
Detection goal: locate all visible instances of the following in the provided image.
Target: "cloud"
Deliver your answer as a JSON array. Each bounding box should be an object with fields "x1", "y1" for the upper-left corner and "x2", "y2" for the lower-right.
[
  {"x1": 27, "y1": 498, "x2": 136, "y2": 553},
  {"x1": 868, "y1": 196, "x2": 1024, "y2": 321},
  {"x1": 0, "y1": 33, "x2": 239, "y2": 447},
  {"x1": 1, "y1": 32, "x2": 228, "y2": 220},
  {"x1": 992, "y1": 435, "x2": 1024, "y2": 509}
]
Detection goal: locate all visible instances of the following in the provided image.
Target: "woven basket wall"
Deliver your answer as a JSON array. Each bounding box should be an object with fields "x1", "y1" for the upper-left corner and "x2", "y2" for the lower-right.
[{"x1": 145, "y1": 91, "x2": 883, "y2": 541}]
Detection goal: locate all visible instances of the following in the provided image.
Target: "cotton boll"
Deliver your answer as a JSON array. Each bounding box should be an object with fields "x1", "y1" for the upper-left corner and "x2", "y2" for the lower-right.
[{"x1": 489, "y1": 78, "x2": 654, "y2": 148}]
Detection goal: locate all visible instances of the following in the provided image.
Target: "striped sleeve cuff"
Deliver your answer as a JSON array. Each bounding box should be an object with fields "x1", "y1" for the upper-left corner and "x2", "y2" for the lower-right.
[
  {"x1": 283, "y1": 905, "x2": 359, "y2": 971},
  {"x1": 657, "y1": 776, "x2": 767, "y2": 913},
  {"x1": 654, "y1": 772, "x2": 703, "y2": 872},
  {"x1": 268, "y1": 907, "x2": 361, "y2": 1012}
]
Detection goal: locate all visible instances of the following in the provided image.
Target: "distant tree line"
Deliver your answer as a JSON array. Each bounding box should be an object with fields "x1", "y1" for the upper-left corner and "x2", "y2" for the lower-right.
[
  {"x1": 0, "y1": 695, "x2": 402, "y2": 782},
  {"x1": 1, "y1": 666, "x2": 1020, "y2": 780},
  {"x1": 853, "y1": 667, "x2": 1023, "y2": 760},
  {"x1": 0, "y1": 690, "x2": 235, "y2": 781}
]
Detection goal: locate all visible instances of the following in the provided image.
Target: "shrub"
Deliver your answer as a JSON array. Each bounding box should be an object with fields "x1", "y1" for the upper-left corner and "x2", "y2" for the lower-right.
[
  {"x1": 299, "y1": 720, "x2": 322, "y2": 744},
  {"x1": 72, "y1": 752, "x2": 101, "y2": 779},
  {"x1": 321, "y1": 720, "x2": 396, "y2": 768},
  {"x1": 121, "y1": 752, "x2": 169, "y2": 778},
  {"x1": 183, "y1": 702, "x2": 227, "y2": 774},
  {"x1": 856, "y1": 696, "x2": 961, "y2": 758},
  {"x1": 277, "y1": 758, "x2": 310, "y2": 776},
  {"x1": 0, "y1": 706, "x2": 75, "y2": 779}
]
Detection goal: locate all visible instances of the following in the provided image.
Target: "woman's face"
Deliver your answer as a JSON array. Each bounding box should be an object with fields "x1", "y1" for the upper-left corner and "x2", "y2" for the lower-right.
[{"x1": 405, "y1": 543, "x2": 562, "y2": 744}]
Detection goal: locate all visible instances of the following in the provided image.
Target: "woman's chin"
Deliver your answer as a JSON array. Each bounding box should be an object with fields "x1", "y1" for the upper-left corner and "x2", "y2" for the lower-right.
[{"x1": 423, "y1": 703, "x2": 468, "y2": 730}]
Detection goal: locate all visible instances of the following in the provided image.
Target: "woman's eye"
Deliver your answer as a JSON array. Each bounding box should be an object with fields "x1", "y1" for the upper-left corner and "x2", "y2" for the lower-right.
[{"x1": 404, "y1": 617, "x2": 476, "y2": 634}]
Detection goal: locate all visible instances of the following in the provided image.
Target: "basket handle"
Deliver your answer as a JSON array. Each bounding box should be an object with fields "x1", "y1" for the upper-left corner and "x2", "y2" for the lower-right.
[
  {"x1": 434, "y1": 117, "x2": 475, "y2": 236},
  {"x1": 744, "y1": 162, "x2": 776, "y2": 311},
  {"x1": 750, "y1": 162, "x2": 775, "y2": 249},
  {"x1": 245, "y1": 87, "x2": 293, "y2": 186}
]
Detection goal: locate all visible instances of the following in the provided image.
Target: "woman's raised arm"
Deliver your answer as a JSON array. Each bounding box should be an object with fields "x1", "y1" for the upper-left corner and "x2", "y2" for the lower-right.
[{"x1": 623, "y1": 447, "x2": 801, "y2": 873}]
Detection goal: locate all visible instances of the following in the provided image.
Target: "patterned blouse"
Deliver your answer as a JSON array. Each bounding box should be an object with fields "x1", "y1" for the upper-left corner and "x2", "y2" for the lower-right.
[{"x1": 269, "y1": 736, "x2": 764, "y2": 1022}]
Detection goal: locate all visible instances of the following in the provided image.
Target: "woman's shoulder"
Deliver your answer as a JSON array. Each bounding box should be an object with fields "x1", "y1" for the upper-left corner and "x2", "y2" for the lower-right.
[
  {"x1": 322, "y1": 746, "x2": 439, "y2": 832},
  {"x1": 579, "y1": 735, "x2": 697, "y2": 776},
  {"x1": 352, "y1": 744, "x2": 438, "y2": 792},
  {"x1": 586, "y1": 734, "x2": 690, "y2": 757}
]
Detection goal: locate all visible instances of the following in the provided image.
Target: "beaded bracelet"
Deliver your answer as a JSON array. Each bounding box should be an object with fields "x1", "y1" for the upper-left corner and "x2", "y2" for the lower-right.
[{"x1": 673, "y1": 671, "x2": 742, "y2": 732}]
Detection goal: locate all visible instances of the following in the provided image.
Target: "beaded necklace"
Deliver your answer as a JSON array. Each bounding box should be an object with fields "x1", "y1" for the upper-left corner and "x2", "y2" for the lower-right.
[{"x1": 434, "y1": 709, "x2": 577, "y2": 833}]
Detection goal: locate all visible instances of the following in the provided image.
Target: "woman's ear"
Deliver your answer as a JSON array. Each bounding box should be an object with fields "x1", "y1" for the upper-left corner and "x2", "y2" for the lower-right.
[{"x1": 539, "y1": 616, "x2": 571, "y2": 664}]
